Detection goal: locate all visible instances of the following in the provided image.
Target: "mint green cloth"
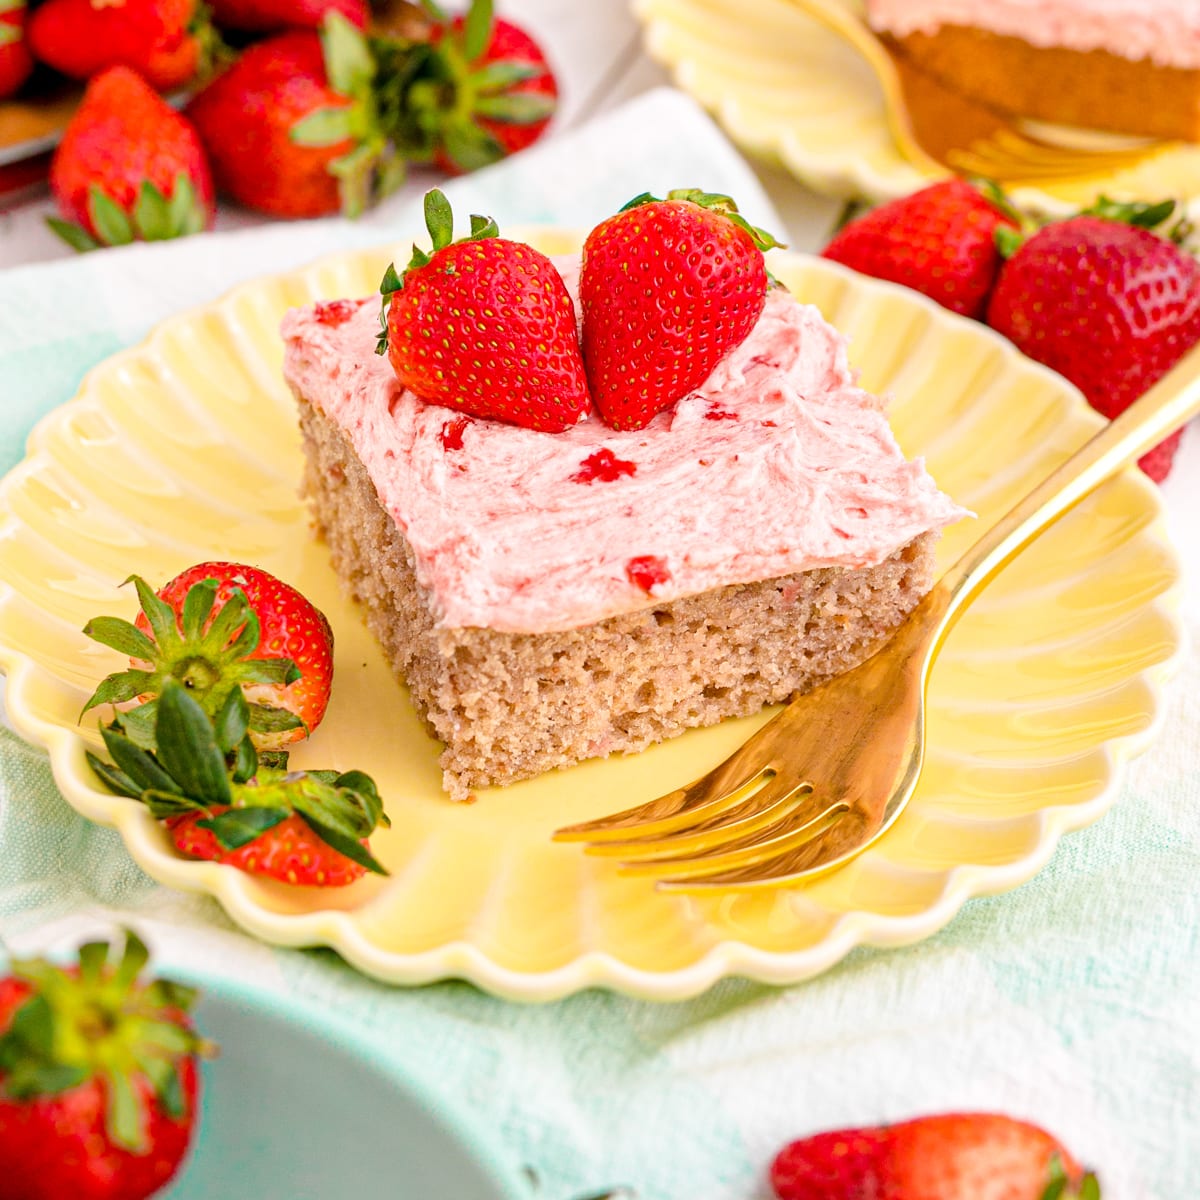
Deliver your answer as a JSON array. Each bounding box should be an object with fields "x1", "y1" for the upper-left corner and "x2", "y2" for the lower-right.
[{"x1": 2, "y1": 89, "x2": 1198, "y2": 1198}]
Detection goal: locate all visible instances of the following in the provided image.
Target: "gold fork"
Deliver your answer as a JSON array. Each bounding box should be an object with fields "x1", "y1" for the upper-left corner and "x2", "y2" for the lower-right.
[
  {"x1": 786, "y1": 0, "x2": 1171, "y2": 185},
  {"x1": 554, "y1": 344, "x2": 1200, "y2": 891}
]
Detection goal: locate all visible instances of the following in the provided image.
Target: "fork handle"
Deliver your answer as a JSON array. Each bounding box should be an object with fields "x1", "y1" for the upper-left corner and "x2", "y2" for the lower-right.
[{"x1": 936, "y1": 340, "x2": 1200, "y2": 624}]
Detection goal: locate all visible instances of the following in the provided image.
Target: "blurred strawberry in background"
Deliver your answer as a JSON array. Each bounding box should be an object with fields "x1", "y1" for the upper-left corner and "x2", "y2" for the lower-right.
[
  {"x1": 26, "y1": 0, "x2": 217, "y2": 90},
  {"x1": 186, "y1": 13, "x2": 404, "y2": 217},
  {"x1": 207, "y1": 0, "x2": 367, "y2": 33},
  {"x1": 0, "y1": 0, "x2": 32, "y2": 101},
  {"x1": 47, "y1": 66, "x2": 215, "y2": 250},
  {"x1": 14, "y1": 0, "x2": 560, "y2": 240},
  {"x1": 389, "y1": 0, "x2": 558, "y2": 173}
]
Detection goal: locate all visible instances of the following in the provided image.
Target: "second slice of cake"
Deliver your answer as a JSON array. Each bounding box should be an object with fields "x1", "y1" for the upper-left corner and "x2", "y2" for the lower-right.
[{"x1": 283, "y1": 266, "x2": 965, "y2": 800}]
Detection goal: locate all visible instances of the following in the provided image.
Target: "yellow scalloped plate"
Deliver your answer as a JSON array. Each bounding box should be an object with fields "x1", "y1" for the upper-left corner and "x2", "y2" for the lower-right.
[
  {"x1": 0, "y1": 232, "x2": 1182, "y2": 1001},
  {"x1": 634, "y1": 0, "x2": 1200, "y2": 211}
]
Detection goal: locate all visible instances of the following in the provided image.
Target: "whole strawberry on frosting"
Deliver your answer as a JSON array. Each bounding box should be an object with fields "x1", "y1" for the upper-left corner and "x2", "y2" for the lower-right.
[
  {"x1": 987, "y1": 202, "x2": 1200, "y2": 482},
  {"x1": 580, "y1": 188, "x2": 783, "y2": 431},
  {"x1": 377, "y1": 188, "x2": 590, "y2": 432}
]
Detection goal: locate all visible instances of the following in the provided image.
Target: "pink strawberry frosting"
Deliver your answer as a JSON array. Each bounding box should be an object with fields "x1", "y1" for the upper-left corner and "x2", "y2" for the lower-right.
[
  {"x1": 281, "y1": 276, "x2": 965, "y2": 634},
  {"x1": 866, "y1": 0, "x2": 1200, "y2": 70}
]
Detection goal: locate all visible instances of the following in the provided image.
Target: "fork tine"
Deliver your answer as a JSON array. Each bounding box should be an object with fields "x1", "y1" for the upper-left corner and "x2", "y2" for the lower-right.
[
  {"x1": 615, "y1": 792, "x2": 850, "y2": 881},
  {"x1": 657, "y1": 807, "x2": 880, "y2": 892},
  {"x1": 553, "y1": 717, "x2": 790, "y2": 843},
  {"x1": 581, "y1": 778, "x2": 814, "y2": 862}
]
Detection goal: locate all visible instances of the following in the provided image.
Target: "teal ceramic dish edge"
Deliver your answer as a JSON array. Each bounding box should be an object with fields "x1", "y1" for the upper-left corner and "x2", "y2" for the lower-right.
[{"x1": 165, "y1": 962, "x2": 534, "y2": 1200}]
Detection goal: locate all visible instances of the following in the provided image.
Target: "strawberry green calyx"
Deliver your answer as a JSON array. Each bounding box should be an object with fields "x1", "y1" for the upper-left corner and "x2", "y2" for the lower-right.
[
  {"x1": 1041, "y1": 1154, "x2": 1102, "y2": 1200},
  {"x1": 289, "y1": 11, "x2": 407, "y2": 218},
  {"x1": 82, "y1": 573, "x2": 304, "y2": 745},
  {"x1": 90, "y1": 679, "x2": 391, "y2": 876},
  {"x1": 375, "y1": 187, "x2": 499, "y2": 354},
  {"x1": 47, "y1": 174, "x2": 209, "y2": 253},
  {"x1": 0, "y1": 929, "x2": 212, "y2": 1153},
  {"x1": 620, "y1": 188, "x2": 786, "y2": 254},
  {"x1": 386, "y1": 0, "x2": 556, "y2": 172}
]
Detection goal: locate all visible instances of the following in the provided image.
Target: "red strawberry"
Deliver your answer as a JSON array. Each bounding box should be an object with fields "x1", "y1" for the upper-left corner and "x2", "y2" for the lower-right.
[
  {"x1": 186, "y1": 14, "x2": 402, "y2": 217},
  {"x1": 771, "y1": 1113, "x2": 1099, "y2": 1200},
  {"x1": 0, "y1": 0, "x2": 33, "y2": 101},
  {"x1": 0, "y1": 930, "x2": 211, "y2": 1200},
  {"x1": 89, "y1": 677, "x2": 390, "y2": 885},
  {"x1": 987, "y1": 212, "x2": 1200, "y2": 482},
  {"x1": 26, "y1": 0, "x2": 209, "y2": 90},
  {"x1": 580, "y1": 188, "x2": 782, "y2": 431},
  {"x1": 82, "y1": 563, "x2": 333, "y2": 751},
  {"x1": 205, "y1": 0, "x2": 366, "y2": 32},
  {"x1": 396, "y1": 0, "x2": 557, "y2": 173},
  {"x1": 47, "y1": 66, "x2": 214, "y2": 252},
  {"x1": 821, "y1": 178, "x2": 1018, "y2": 319},
  {"x1": 377, "y1": 188, "x2": 590, "y2": 432},
  {"x1": 169, "y1": 809, "x2": 372, "y2": 886}
]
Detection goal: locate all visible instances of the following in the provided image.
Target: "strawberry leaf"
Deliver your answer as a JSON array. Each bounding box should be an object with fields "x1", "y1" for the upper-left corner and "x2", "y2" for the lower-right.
[
  {"x1": 197, "y1": 805, "x2": 289, "y2": 850},
  {"x1": 45, "y1": 217, "x2": 101, "y2": 254},
  {"x1": 134, "y1": 181, "x2": 172, "y2": 242},
  {"x1": 126, "y1": 574, "x2": 182, "y2": 653},
  {"x1": 473, "y1": 92, "x2": 555, "y2": 124},
  {"x1": 76, "y1": 941, "x2": 109, "y2": 983},
  {"x1": 470, "y1": 60, "x2": 543, "y2": 92},
  {"x1": 212, "y1": 687, "x2": 250, "y2": 756},
  {"x1": 104, "y1": 1066, "x2": 144, "y2": 1152},
  {"x1": 89, "y1": 187, "x2": 134, "y2": 248},
  {"x1": 153, "y1": 680, "x2": 233, "y2": 808},
  {"x1": 291, "y1": 106, "x2": 355, "y2": 148},
  {"x1": 82, "y1": 615, "x2": 159, "y2": 662},
  {"x1": 321, "y1": 9, "x2": 374, "y2": 98},
  {"x1": 247, "y1": 704, "x2": 305, "y2": 734},
  {"x1": 80, "y1": 669, "x2": 155, "y2": 716},
  {"x1": 180, "y1": 579, "x2": 217, "y2": 642},
  {"x1": 424, "y1": 186, "x2": 455, "y2": 250},
  {"x1": 112, "y1": 930, "x2": 150, "y2": 990},
  {"x1": 469, "y1": 213, "x2": 499, "y2": 239},
  {"x1": 295, "y1": 808, "x2": 388, "y2": 875},
  {"x1": 231, "y1": 735, "x2": 257, "y2": 783},
  {"x1": 441, "y1": 117, "x2": 503, "y2": 171},
  {"x1": 86, "y1": 751, "x2": 143, "y2": 799},
  {"x1": 461, "y1": 0, "x2": 494, "y2": 61},
  {"x1": 100, "y1": 722, "x2": 182, "y2": 796},
  {"x1": 168, "y1": 174, "x2": 207, "y2": 238},
  {"x1": 115, "y1": 701, "x2": 158, "y2": 750}
]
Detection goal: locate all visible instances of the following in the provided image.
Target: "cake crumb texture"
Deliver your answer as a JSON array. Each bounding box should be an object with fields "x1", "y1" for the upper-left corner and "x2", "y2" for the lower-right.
[{"x1": 298, "y1": 396, "x2": 938, "y2": 801}]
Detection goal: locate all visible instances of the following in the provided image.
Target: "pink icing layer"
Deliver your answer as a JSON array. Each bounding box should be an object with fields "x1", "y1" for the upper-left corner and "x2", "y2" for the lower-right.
[
  {"x1": 866, "y1": 0, "x2": 1200, "y2": 70},
  {"x1": 281, "y1": 282, "x2": 965, "y2": 634}
]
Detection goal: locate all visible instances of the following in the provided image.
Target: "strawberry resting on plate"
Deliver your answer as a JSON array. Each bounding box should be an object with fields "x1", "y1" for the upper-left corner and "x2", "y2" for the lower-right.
[
  {"x1": 770, "y1": 1112, "x2": 1100, "y2": 1200},
  {"x1": 988, "y1": 207, "x2": 1200, "y2": 483},
  {"x1": 821, "y1": 178, "x2": 1017, "y2": 320},
  {"x1": 83, "y1": 562, "x2": 333, "y2": 752},
  {"x1": 0, "y1": 929, "x2": 211, "y2": 1200},
  {"x1": 89, "y1": 677, "x2": 390, "y2": 885}
]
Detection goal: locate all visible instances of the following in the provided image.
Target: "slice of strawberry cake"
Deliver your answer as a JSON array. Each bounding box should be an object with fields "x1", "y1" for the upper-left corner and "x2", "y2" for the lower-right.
[{"x1": 281, "y1": 190, "x2": 965, "y2": 800}]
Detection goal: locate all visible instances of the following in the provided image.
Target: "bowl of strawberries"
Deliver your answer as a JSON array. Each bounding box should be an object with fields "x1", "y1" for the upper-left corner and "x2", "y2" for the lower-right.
[{"x1": 0, "y1": 929, "x2": 528, "y2": 1200}]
